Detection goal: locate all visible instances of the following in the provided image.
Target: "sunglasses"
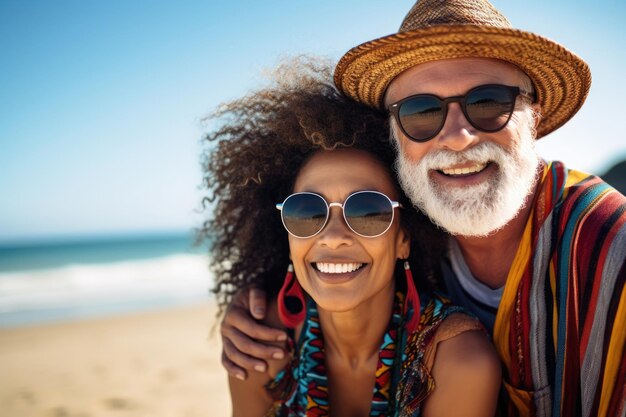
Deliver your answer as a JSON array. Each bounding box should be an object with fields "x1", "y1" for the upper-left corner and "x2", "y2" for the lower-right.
[
  {"x1": 388, "y1": 84, "x2": 534, "y2": 142},
  {"x1": 276, "y1": 191, "x2": 402, "y2": 239}
]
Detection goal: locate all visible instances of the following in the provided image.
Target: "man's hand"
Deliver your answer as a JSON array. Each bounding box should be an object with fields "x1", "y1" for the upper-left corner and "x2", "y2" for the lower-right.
[{"x1": 220, "y1": 287, "x2": 288, "y2": 380}]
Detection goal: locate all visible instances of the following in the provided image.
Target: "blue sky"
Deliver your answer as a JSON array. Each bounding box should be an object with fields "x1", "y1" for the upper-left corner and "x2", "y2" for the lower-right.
[{"x1": 1, "y1": 0, "x2": 624, "y2": 243}]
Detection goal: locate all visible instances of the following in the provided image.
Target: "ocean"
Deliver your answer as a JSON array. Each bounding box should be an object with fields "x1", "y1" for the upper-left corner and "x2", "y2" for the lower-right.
[{"x1": 0, "y1": 232, "x2": 214, "y2": 327}]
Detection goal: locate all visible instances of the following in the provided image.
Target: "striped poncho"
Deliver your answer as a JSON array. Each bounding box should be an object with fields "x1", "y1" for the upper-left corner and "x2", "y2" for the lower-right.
[{"x1": 494, "y1": 161, "x2": 626, "y2": 417}]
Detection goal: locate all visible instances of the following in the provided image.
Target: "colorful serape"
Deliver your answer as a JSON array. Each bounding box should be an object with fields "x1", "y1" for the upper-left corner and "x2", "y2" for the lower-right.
[{"x1": 493, "y1": 161, "x2": 626, "y2": 417}]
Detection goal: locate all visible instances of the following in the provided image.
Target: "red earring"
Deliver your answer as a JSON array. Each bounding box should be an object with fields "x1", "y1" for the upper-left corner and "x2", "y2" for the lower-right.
[
  {"x1": 403, "y1": 261, "x2": 421, "y2": 333},
  {"x1": 278, "y1": 264, "x2": 305, "y2": 328}
]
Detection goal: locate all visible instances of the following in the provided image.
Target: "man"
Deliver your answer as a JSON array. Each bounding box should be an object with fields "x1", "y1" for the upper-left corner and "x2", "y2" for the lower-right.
[{"x1": 219, "y1": 0, "x2": 626, "y2": 415}]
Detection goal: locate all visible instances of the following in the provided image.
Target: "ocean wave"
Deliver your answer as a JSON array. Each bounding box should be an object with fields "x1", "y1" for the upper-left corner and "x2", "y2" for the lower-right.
[{"x1": 0, "y1": 254, "x2": 214, "y2": 325}]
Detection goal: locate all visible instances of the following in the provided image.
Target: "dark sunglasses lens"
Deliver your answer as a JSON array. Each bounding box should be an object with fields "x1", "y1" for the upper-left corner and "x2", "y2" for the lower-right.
[
  {"x1": 344, "y1": 192, "x2": 393, "y2": 237},
  {"x1": 466, "y1": 86, "x2": 516, "y2": 131},
  {"x1": 281, "y1": 194, "x2": 328, "y2": 237},
  {"x1": 398, "y1": 95, "x2": 444, "y2": 141}
]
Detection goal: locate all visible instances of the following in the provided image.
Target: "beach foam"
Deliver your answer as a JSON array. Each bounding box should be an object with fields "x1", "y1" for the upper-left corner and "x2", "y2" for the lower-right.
[{"x1": 0, "y1": 254, "x2": 214, "y2": 327}]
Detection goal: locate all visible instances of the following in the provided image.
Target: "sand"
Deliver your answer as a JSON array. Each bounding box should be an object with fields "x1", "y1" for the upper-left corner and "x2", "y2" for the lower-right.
[{"x1": 0, "y1": 303, "x2": 231, "y2": 417}]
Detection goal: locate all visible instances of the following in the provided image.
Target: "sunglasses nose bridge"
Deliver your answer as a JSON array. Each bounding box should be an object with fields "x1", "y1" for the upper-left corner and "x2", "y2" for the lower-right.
[
  {"x1": 441, "y1": 95, "x2": 466, "y2": 119},
  {"x1": 325, "y1": 202, "x2": 351, "y2": 230},
  {"x1": 315, "y1": 203, "x2": 355, "y2": 246},
  {"x1": 326, "y1": 202, "x2": 344, "y2": 220},
  {"x1": 436, "y1": 95, "x2": 472, "y2": 135}
]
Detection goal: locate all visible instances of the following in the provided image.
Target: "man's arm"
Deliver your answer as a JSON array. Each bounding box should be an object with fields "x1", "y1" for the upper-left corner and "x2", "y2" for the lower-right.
[{"x1": 220, "y1": 287, "x2": 288, "y2": 380}]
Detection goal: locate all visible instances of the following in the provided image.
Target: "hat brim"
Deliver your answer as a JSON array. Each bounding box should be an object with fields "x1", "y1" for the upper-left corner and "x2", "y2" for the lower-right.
[{"x1": 334, "y1": 25, "x2": 591, "y2": 138}]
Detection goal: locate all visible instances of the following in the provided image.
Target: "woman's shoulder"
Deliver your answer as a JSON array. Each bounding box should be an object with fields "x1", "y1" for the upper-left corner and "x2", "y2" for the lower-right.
[
  {"x1": 395, "y1": 293, "x2": 500, "y2": 415},
  {"x1": 415, "y1": 291, "x2": 487, "y2": 367},
  {"x1": 419, "y1": 327, "x2": 501, "y2": 417},
  {"x1": 397, "y1": 293, "x2": 477, "y2": 372}
]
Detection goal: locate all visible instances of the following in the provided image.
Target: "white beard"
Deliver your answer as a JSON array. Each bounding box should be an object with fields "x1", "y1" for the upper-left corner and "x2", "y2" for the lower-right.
[{"x1": 394, "y1": 120, "x2": 540, "y2": 237}]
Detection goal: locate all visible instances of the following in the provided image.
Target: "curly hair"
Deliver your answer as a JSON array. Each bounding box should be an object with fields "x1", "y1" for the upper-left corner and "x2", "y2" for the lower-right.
[{"x1": 200, "y1": 57, "x2": 446, "y2": 315}]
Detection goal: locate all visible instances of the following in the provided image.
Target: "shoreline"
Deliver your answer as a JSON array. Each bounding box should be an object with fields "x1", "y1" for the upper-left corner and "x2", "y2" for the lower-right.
[
  {"x1": 0, "y1": 302, "x2": 230, "y2": 417},
  {"x1": 0, "y1": 253, "x2": 213, "y2": 328}
]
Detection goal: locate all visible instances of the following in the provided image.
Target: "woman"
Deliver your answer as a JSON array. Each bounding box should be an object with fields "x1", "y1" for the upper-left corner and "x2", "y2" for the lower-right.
[{"x1": 201, "y1": 59, "x2": 500, "y2": 416}]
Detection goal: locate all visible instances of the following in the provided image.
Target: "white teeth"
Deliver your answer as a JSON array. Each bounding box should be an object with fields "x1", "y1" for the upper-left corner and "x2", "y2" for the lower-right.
[
  {"x1": 441, "y1": 163, "x2": 487, "y2": 176},
  {"x1": 315, "y1": 262, "x2": 363, "y2": 274}
]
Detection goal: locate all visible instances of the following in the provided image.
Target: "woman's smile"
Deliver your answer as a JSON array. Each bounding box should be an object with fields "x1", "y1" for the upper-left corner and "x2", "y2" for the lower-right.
[
  {"x1": 310, "y1": 261, "x2": 369, "y2": 284},
  {"x1": 313, "y1": 262, "x2": 365, "y2": 274}
]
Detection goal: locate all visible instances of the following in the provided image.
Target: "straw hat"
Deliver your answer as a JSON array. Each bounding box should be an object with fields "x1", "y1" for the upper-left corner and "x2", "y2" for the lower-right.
[{"x1": 334, "y1": 0, "x2": 591, "y2": 138}]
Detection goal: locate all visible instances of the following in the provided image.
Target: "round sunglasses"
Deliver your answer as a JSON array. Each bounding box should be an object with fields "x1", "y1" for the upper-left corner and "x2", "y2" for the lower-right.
[
  {"x1": 388, "y1": 84, "x2": 535, "y2": 142},
  {"x1": 276, "y1": 191, "x2": 402, "y2": 238}
]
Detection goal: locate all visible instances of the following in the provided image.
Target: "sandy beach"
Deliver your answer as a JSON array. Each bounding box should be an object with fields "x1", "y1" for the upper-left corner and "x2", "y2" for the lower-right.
[{"x1": 0, "y1": 303, "x2": 230, "y2": 417}]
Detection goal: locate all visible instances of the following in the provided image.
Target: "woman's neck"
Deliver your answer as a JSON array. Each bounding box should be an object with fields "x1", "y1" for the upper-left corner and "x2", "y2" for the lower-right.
[{"x1": 316, "y1": 284, "x2": 395, "y2": 367}]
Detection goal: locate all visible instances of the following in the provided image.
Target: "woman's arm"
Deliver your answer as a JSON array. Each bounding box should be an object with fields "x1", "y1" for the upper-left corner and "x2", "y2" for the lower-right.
[
  {"x1": 229, "y1": 297, "x2": 291, "y2": 417},
  {"x1": 229, "y1": 370, "x2": 274, "y2": 417},
  {"x1": 422, "y1": 329, "x2": 501, "y2": 417}
]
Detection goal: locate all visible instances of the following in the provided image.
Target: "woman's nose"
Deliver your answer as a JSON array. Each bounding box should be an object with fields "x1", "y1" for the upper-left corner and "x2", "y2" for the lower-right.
[{"x1": 315, "y1": 207, "x2": 354, "y2": 248}]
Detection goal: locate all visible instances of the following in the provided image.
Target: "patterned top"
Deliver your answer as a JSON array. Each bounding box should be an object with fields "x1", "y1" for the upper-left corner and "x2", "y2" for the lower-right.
[
  {"x1": 265, "y1": 290, "x2": 482, "y2": 417},
  {"x1": 492, "y1": 161, "x2": 626, "y2": 417}
]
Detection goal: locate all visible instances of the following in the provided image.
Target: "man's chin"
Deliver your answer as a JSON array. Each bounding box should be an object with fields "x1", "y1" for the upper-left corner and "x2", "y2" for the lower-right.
[
  {"x1": 417, "y1": 185, "x2": 524, "y2": 237},
  {"x1": 427, "y1": 209, "x2": 516, "y2": 237}
]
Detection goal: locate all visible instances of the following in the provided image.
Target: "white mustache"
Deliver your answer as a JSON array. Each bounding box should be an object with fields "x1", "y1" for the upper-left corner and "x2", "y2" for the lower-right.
[{"x1": 421, "y1": 142, "x2": 505, "y2": 172}]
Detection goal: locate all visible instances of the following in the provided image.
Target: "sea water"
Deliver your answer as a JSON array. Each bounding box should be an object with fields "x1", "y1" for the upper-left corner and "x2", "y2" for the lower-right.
[{"x1": 0, "y1": 232, "x2": 214, "y2": 327}]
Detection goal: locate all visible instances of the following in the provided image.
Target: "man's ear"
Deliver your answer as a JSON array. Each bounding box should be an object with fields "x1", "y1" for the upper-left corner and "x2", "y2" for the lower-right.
[{"x1": 531, "y1": 103, "x2": 542, "y2": 130}]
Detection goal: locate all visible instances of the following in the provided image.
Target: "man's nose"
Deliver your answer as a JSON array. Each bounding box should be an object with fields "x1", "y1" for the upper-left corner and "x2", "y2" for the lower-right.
[{"x1": 434, "y1": 103, "x2": 478, "y2": 151}]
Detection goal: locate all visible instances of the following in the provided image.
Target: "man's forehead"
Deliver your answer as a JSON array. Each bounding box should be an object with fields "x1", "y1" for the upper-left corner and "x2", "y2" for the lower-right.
[{"x1": 383, "y1": 58, "x2": 528, "y2": 105}]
